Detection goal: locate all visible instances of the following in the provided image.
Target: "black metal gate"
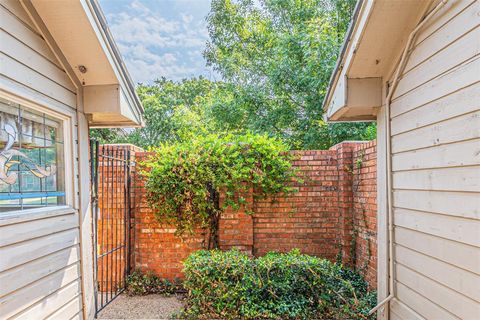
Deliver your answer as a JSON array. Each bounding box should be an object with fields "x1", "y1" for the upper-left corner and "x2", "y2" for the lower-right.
[{"x1": 91, "y1": 141, "x2": 132, "y2": 315}]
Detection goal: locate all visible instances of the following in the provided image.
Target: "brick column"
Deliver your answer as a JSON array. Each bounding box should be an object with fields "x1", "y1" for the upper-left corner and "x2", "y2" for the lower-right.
[
  {"x1": 218, "y1": 188, "x2": 254, "y2": 254},
  {"x1": 352, "y1": 141, "x2": 377, "y2": 287},
  {"x1": 330, "y1": 142, "x2": 356, "y2": 266}
]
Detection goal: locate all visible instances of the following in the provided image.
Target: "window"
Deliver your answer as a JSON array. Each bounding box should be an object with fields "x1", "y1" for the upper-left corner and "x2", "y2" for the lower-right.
[{"x1": 0, "y1": 97, "x2": 65, "y2": 212}]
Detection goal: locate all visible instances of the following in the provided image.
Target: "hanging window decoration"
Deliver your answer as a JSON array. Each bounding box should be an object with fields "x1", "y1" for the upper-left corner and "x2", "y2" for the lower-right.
[{"x1": 0, "y1": 97, "x2": 65, "y2": 212}]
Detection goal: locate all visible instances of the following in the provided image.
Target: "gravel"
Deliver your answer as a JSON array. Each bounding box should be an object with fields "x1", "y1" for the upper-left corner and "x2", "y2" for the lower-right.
[{"x1": 97, "y1": 294, "x2": 185, "y2": 320}]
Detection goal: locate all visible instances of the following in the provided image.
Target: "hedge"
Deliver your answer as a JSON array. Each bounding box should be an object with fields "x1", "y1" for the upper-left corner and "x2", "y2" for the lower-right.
[{"x1": 183, "y1": 249, "x2": 376, "y2": 319}]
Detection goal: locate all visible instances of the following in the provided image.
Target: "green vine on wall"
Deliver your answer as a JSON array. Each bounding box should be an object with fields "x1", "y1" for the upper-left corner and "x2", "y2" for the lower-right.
[
  {"x1": 350, "y1": 150, "x2": 373, "y2": 274},
  {"x1": 141, "y1": 133, "x2": 298, "y2": 249}
]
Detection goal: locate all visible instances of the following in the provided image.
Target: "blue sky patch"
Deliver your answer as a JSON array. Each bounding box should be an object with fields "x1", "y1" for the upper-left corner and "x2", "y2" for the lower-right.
[{"x1": 99, "y1": 0, "x2": 217, "y2": 84}]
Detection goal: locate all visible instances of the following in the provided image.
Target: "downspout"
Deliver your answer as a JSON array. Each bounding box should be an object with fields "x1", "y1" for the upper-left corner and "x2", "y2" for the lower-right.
[{"x1": 368, "y1": 0, "x2": 448, "y2": 316}]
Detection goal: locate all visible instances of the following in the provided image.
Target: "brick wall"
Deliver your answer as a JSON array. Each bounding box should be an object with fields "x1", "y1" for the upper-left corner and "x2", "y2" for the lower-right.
[
  {"x1": 132, "y1": 152, "x2": 206, "y2": 280},
  {"x1": 253, "y1": 150, "x2": 340, "y2": 259},
  {"x1": 97, "y1": 141, "x2": 377, "y2": 287},
  {"x1": 219, "y1": 189, "x2": 254, "y2": 252}
]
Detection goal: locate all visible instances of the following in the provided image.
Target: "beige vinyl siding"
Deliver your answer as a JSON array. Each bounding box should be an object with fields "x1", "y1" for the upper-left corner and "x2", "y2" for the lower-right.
[
  {"x1": 389, "y1": 0, "x2": 480, "y2": 319},
  {"x1": 0, "y1": 1, "x2": 83, "y2": 319},
  {"x1": 0, "y1": 210, "x2": 83, "y2": 319}
]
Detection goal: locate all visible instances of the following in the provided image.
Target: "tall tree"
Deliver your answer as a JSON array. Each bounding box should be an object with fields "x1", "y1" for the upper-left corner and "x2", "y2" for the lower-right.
[
  {"x1": 91, "y1": 0, "x2": 376, "y2": 149},
  {"x1": 204, "y1": 0, "x2": 374, "y2": 149},
  {"x1": 122, "y1": 77, "x2": 214, "y2": 149}
]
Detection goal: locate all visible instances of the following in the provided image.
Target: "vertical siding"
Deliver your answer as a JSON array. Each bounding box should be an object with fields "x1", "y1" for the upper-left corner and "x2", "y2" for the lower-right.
[
  {"x1": 0, "y1": 0, "x2": 83, "y2": 319},
  {"x1": 389, "y1": 0, "x2": 480, "y2": 319}
]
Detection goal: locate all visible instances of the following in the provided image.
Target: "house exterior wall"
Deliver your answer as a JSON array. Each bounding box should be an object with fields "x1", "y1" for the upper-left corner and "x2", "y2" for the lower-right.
[
  {"x1": 387, "y1": 1, "x2": 480, "y2": 319},
  {"x1": 0, "y1": 0, "x2": 92, "y2": 319}
]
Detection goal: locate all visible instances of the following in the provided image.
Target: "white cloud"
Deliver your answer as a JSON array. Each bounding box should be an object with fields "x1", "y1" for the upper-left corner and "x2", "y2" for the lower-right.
[{"x1": 103, "y1": 0, "x2": 214, "y2": 83}]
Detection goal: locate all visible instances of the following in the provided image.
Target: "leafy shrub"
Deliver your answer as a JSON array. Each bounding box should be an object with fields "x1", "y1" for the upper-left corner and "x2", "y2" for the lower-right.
[
  {"x1": 183, "y1": 249, "x2": 376, "y2": 319},
  {"x1": 125, "y1": 270, "x2": 183, "y2": 296},
  {"x1": 142, "y1": 132, "x2": 298, "y2": 248}
]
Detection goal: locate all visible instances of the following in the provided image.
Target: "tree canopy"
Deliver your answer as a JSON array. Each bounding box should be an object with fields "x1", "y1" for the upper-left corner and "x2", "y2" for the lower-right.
[{"x1": 91, "y1": 0, "x2": 375, "y2": 150}]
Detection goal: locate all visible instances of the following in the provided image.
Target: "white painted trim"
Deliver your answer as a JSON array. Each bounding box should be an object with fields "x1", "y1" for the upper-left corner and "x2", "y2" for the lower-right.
[
  {"x1": 323, "y1": 0, "x2": 375, "y2": 116},
  {"x1": 79, "y1": 0, "x2": 143, "y2": 124},
  {"x1": 376, "y1": 104, "x2": 389, "y2": 320}
]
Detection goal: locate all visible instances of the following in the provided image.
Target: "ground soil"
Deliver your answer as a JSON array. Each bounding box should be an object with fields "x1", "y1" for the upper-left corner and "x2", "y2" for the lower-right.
[{"x1": 97, "y1": 294, "x2": 185, "y2": 319}]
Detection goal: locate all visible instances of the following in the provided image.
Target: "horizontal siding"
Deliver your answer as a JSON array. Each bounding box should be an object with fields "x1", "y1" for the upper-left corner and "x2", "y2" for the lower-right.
[
  {"x1": 389, "y1": 299, "x2": 423, "y2": 320},
  {"x1": 394, "y1": 207, "x2": 479, "y2": 245},
  {"x1": 1, "y1": 31, "x2": 76, "y2": 92},
  {"x1": 395, "y1": 245, "x2": 480, "y2": 303},
  {"x1": 395, "y1": 227, "x2": 480, "y2": 275},
  {"x1": 391, "y1": 110, "x2": 479, "y2": 153},
  {"x1": 403, "y1": 0, "x2": 478, "y2": 73},
  {"x1": 390, "y1": 1, "x2": 480, "y2": 319},
  {"x1": 0, "y1": 3, "x2": 76, "y2": 110},
  {"x1": 0, "y1": 0, "x2": 37, "y2": 31},
  {"x1": 395, "y1": 282, "x2": 458, "y2": 320},
  {"x1": 392, "y1": 138, "x2": 480, "y2": 171},
  {"x1": 0, "y1": 227, "x2": 80, "y2": 272},
  {"x1": 69, "y1": 312, "x2": 83, "y2": 320},
  {"x1": 0, "y1": 263, "x2": 81, "y2": 319},
  {"x1": 0, "y1": 3, "x2": 61, "y2": 68},
  {"x1": 0, "y1": 210, "x2": 82, "y2": 319},
  {"x1": 0, "y1": 245, "x2": 80, "y2": 298},
  {"x1": 0, "y1": 211, "x2": 79, "y2": 247},
  {"x1": 46, "y1": 295, "x2": 83, "y2": 320},
  {"x1": 393, "y1": 166, "x2": 480, "y2": 192},
  {"x1": 391, "y1": 82, "x2": 480, "y2": 135},
  {"x1": 391, "y1": 55, "x2": 479, "y2": 118},
  {"x1": 394, "y1": 191, "x2": 479, "y2": 220},
  {"x1": 396, "y1": 264, "x2": 480, "y2": 319},
  {"x1": 394, "y1": 26, "x2": 479, "y2": 100},
  {"x1": 12, "y1": 279, "x2": 82, "y2": 320},
  {"x1": 0, "y1": 52, "x2": 76, "y2": 107},
  {"x1": 410, "y1": 0, "x2": 475, "y2": 47}
]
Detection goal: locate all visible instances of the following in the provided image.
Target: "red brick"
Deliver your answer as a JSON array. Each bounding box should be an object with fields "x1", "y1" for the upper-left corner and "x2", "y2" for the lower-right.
[{"x1": 98, "y1": 142, "x2": 377, "y2": 288}]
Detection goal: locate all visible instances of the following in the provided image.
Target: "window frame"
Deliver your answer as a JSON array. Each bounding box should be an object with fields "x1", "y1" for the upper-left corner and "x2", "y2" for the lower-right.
[{"x1": 0, "y1": 91, "x2": 76, "y2": 218}]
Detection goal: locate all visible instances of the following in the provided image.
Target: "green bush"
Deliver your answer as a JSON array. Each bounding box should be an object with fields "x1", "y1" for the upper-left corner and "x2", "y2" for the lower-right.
[
  {"x1": 142, "y1": 132, "x2": 298, "y2": 248},
  {"x1": 183, "y1": 249, "x2": 376, "y2": 319},
  {"x1": 125, "y1": 270, "x2": 183, "y2": 296}
]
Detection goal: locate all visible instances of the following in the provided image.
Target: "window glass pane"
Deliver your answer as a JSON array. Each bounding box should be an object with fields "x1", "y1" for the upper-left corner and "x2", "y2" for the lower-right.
[{"x1": 0, "y1": 97, "x2": 65, "y2": 212}]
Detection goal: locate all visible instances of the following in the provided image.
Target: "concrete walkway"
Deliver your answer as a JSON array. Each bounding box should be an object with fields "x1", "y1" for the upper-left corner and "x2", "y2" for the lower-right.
[{"x1": 97, "y1": 294, "x2": 184, "y2": 319}]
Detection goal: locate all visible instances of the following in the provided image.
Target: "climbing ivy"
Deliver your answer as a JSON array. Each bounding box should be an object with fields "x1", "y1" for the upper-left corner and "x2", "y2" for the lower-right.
[{"x1": 141, "y1": 133, "x2": 297, "y2": 248}]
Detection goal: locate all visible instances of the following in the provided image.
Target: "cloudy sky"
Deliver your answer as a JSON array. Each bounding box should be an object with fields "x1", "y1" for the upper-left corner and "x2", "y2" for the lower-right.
[{"x1": 99, "y1": 0, "x2": 216, "y2": 84}]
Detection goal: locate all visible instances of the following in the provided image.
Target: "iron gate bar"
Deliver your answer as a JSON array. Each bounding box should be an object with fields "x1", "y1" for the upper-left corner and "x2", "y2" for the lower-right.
[
  {"x1": 91, "y1": 142, "x2": 133, "y2": 316},
  {"x1": 124, "y1": 146, "x2": 132, "y2": 285},
  {"x1": 91, "y1": 140, "x2": 99, "y2": 315}
]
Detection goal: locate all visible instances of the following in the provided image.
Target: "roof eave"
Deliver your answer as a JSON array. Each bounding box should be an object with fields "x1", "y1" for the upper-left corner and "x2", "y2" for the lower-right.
[
  {"x1": 322, "y1": 0, "x2": 433, "y2": 122},
  {"x1": 31, "y1": 0, "x2": 144, "y2": 127},
  {"x1": 80, "y1": 0, "x2": 144, "y2": 127},
  {"x1": 321, "y1": 0, "x2": 365, "y2": 113},
  {"x1": 85, "y1": 0, "x2": 144, "y2": 120}
]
